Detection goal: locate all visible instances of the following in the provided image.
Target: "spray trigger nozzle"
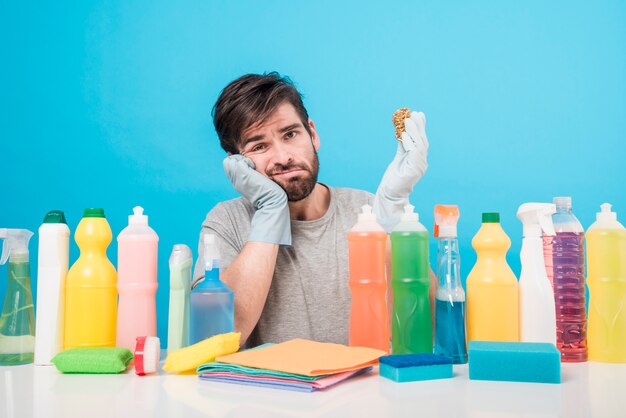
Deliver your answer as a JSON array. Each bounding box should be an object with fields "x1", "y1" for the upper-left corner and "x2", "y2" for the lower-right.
[
  {"x1": 434, "y1": 205, "x2": 460, "y2": 238},
  {"x1": 203, "y1": 234, "x2": 220, "y2": 271},
  {"x1": 0, "y1": 228, "x2": 34, "y2": 265},
  {"x1": 517, "y1": 203, "x2": 556, "y2": 237}
]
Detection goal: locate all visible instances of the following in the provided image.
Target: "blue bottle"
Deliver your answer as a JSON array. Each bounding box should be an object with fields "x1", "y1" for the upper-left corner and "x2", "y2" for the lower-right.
[
  {"x1": 433, "y1": 205, "x2": 468, "y2": 364},
  {"x1": 190, "y1": 234, "x2": 234, "y2": 344}
]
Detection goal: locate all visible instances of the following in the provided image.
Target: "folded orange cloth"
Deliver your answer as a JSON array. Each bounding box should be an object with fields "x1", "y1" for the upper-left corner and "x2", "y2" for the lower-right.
[{"x1": 216, "y1": 339, "x2": 385, "y2": 377}]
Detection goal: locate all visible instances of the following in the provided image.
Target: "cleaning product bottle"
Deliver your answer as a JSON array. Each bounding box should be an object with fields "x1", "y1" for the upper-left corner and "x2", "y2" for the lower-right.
[
  {"x1": 586, "y1": 203, "x2": 626, "y2": 363},
  {"x1": 390, "y1": 204, "x2": 430, "y2": 354},
  {"x1": 168, "y1": 244, "x2": 192, "y2": 352},
  {"x1": 0, "y1": 229, "x2": 35, "y2": 365},
  {"x1": 64, "y1": 208, "x2": 117, "y2": 349},
  {"x1": 116, "y1": 206, "x2": 159, "y2": 352},
  {"x1": 543, "y1": 197, "x2": 587, "y2": 361},
  {"x1": 433, "y1": 205, "x2": 467, "y2": 363},
  {"x1": 348, "y1": 204, "x2": 389, "y2": 352},
  {"x1": 34, "y1": 211, "x2": 70, "y2": 365},
  {"x1": 466, "y1": 212, "x2": 519, "y2": 342},
  {"x1": 190, "y1": 234, "x2": 234, "y2": 344},
  {"x1": 517, "y1": 203, "x2": 557, "y2": 344}
]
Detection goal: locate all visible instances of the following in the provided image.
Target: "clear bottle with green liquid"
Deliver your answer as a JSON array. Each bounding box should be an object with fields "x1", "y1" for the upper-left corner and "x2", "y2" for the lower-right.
[
  {"x1": 391, "y1": 205, "x2": 432, "y2": 354},
  {"x1": 0, "y1": 228, "x2": 36, "y2": 365}
]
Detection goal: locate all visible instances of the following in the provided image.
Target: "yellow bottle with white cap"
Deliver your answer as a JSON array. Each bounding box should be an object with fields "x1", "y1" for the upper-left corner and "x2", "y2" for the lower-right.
[{"x1": 587, "y1": 203, "x2": 626, "y2": 363}]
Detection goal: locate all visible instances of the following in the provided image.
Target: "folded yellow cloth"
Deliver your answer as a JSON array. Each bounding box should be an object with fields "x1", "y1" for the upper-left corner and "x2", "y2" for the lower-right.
[
  {"x1": 163, "y1": 332, "x2": 240, "y2": 373},
  {"x1": 216, "y1": 338, "x2": 385, "y2": 376}
]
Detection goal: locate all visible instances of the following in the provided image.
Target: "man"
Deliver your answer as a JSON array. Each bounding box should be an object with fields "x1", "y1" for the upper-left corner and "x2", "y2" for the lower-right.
[{"x1": 194, "y1": 72, "x2": 429, "y2": 347}]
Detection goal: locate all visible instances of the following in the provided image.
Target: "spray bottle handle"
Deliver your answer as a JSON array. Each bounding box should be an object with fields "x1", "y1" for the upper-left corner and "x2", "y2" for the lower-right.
[
  {"x1": 538, "y1": 208, "x2": 556, "y2": 236},
  {"x1": 0, "y1": 228, "x2": 9, "y2": 265}
]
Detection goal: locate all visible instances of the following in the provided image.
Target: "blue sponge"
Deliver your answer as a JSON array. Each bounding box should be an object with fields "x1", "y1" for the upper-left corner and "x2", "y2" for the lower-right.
[
  {"x1": 468, "y1": 341, "x2": 561, "y2": 384},
  {"x1": 379, "y1": 354, "x2": 453, "y2": 382}
]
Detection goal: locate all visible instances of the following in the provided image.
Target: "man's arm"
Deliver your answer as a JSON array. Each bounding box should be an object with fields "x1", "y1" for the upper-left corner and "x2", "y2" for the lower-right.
[
  {"x1": 217, "y1": 154, "x2": 291, "y2": 346},
  {"x1": 221, "y1": 242, "x2": 279, "y2": 345}
]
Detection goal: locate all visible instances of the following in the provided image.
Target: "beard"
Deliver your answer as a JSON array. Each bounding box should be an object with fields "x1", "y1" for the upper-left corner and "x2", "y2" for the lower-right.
[{"x1": 267, "y1": 150, "x2": 319, "y2": 202}]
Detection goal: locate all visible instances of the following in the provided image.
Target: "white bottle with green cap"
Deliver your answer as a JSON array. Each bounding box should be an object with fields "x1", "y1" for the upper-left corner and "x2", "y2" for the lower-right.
[{"x1": 34, "y1": 210, "x2": 70, "y2": 365}]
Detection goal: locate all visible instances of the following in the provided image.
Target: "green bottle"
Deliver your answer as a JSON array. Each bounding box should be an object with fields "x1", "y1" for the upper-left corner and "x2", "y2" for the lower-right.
[
  {"x1": 391, "y1": 205, "x2": 432, "y2": 354},
  {"x1": 0, "y1": 228, "x2": 36, "y2": 365}
]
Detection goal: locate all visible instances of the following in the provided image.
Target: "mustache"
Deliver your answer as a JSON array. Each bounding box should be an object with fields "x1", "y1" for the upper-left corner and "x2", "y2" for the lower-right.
[{"x1": 266, "y1": 162, "x2": 309, "y2": 177}]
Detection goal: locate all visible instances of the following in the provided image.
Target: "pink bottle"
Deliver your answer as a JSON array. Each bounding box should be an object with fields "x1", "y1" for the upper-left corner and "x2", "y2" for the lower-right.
[{"x1": 116, "y1": 206, "x2": 159, "y2": 351}]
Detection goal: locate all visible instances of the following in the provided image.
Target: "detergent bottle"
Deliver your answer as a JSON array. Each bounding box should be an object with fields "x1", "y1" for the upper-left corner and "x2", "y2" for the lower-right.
[
  {"x1": 543, "y1": 196, "x2": 587, "y2": 361},
  {"x1": 517, "y1": 203, "x2": 557, "y2": 345},
  {"x1": 0, "y1": 228, "x2": 35, "y2": 365},
  {"x1": 466, "y1": 212, "x2": 519, "y2": 342},
  {"x1": 64, "y1": 208, "x2": 117, "y2": 349},
  {"x1": 433, "y1": 205, "x2": 467, "y2": 363},
  {"x1": 35, "y1": 211, "x2": 70, "y2": 365},
  {"x1": 190, "y1": 234, "x2": 234, "y2": 344},
  {"x1": 348, "y1": 204, "x2": 389, "y2": 352},
  {"x1": 116, "y1": 206, "x2": 159, "y2": 352},
  {"x1": 168, "y1": 244, "x2": 192, "y2": 352},
  {"x1": 391, "y1": 204, "x2": 431, "y2": 354},
  {"x1": 586, "y1": 203, "x2": 626, "y2": 363}
]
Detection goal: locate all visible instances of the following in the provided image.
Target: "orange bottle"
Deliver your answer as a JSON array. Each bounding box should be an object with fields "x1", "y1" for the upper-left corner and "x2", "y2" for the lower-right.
[
  {"x1": 348, "y1": 205, "x2": 389, "y2": 352},
  {"x1": 466, "y1": 212, "x2": 519, "y2": 342}
]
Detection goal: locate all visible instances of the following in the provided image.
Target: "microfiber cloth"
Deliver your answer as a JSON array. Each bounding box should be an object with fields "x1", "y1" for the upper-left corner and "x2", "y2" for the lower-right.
[
  {"x1": 215, "y1": 338, "x2": 385, "y2": 376},
  {"x1": 52, "y1": 348, "x2": 133, "y2": 374},
  {"x1": 199, "y1": 367, "x2": 372, "y2": 392},
  {"x1": 197, "y1": 361, "x2": 330, "y2": 381}
]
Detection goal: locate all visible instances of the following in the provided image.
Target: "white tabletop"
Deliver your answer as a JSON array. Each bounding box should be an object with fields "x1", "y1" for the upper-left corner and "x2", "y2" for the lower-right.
[{"x1": 1, "y1": 357, "x2": 625, "y2": 418}]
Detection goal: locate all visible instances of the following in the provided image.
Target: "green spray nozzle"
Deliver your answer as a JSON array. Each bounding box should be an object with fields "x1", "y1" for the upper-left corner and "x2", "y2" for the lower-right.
[{"x1": 0, "y1": 228, "x2": 34, "y2": 264}]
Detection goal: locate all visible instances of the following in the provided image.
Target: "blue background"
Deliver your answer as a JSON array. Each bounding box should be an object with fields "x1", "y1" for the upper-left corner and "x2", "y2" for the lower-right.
[{"x1": 2, "y1": 1, "x2": 625, "y2": 345}]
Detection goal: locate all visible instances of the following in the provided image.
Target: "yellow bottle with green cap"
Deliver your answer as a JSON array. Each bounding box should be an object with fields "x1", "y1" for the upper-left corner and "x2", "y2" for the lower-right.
[
  {"x1": 466, "y1": 212, "x2": 519, "y2": 342},
  {"x1": 64, "y1": 208, "x2": 117, "y2": 349}
]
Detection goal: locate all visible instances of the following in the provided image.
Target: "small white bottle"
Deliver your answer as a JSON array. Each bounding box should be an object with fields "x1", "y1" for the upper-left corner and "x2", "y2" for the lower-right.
[
  {"x1": 517, "y1": 202, "x2": 557, "y2": 344},
  {"x1": 35, "y1": 210, "x2": 70, "y2": 365}
]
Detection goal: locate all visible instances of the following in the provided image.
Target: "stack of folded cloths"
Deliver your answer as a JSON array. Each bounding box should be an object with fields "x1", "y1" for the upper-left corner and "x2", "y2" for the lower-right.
[{"x1": 197, "y1": 339, "x2": 385, "y2": 392}]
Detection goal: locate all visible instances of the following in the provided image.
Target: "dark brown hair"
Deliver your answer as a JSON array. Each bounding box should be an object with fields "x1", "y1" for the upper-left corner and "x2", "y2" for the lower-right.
[{"x1": 212, "y1": 72, "x2": 311, "y2": 154}]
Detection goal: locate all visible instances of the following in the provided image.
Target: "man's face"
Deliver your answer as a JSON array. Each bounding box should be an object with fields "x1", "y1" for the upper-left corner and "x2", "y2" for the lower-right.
[{"x1": 238, "y1": 102, "x2": 320, "y2": 201}]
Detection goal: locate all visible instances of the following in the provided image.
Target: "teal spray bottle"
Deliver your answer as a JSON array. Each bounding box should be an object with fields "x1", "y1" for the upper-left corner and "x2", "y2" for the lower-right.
[
  {"x1": 433, "y1": 205, "x2": 467, "y2": 364},
  {"x1": 0, "y1": 228, "x2": 36, "y2": 365}
]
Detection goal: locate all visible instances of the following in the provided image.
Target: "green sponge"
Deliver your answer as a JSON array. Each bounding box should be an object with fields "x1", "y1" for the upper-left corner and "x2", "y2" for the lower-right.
[{"x1": 52, "y1": 348, "x2": 134, "y2": 374}]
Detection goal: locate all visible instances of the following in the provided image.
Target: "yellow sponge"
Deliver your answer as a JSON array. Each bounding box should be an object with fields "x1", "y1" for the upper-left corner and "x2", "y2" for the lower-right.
[{"x1": 163, "y1": 332, "x2": 240, "y2": 374}]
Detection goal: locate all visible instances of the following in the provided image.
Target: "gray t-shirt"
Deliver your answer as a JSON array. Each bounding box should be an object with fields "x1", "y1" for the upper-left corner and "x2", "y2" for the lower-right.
[{"x1": 194, "y1": 185, "x2": 374, "y2": 347}]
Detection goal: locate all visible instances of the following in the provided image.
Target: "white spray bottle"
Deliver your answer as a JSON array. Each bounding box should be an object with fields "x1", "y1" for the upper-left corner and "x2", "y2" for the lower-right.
[{"x1": 517, "y1": 203, "x2": 557, "y2": 344}]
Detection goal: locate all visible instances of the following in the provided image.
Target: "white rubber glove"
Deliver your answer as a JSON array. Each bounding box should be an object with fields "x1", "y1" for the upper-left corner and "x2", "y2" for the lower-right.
[
  {"x1": 223, "y1": 154, "x2": 291, "y2": 246},
  {"x1": 373, "y1": 111, "x2": 429, "y2": 232}
]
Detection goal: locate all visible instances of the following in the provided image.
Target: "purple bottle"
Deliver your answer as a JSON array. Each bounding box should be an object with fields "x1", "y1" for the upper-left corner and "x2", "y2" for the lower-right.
[{"x1": 543, "y1": 197, "x2": 587, "y2": 362}]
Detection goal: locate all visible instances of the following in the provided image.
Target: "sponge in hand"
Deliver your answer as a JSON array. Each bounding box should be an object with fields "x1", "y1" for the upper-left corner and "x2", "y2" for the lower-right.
[
  {"x1": 52, "y1": 348, "x2": 133, "y2": 374},
  {"x1": 379, "y1": 353, "x2": 453, "y2": 382},
  {"x1": 468, "y1": 341, "x2": 561, "y2": 384}
]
